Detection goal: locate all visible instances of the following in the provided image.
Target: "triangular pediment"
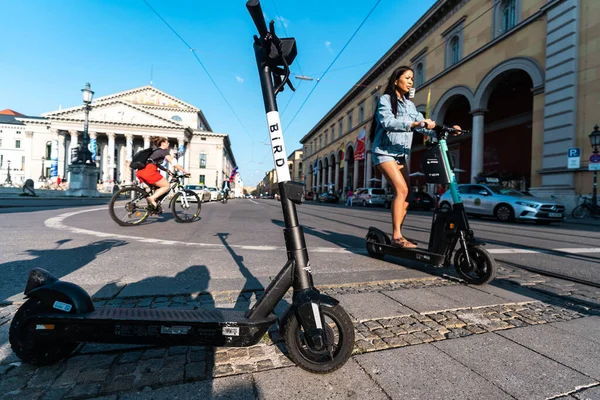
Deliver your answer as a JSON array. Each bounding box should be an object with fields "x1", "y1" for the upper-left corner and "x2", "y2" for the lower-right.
[
  {"x1": 43, "y1": 101, "x2": 182, "y2": 128},
  {"x1": 94, "y1": 85, "x2": 199, "y2": 111}
]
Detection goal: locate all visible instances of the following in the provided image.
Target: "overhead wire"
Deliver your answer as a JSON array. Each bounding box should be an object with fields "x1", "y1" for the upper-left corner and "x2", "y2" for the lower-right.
[{"x1": 141, "y1": 0, "x2": 255, "y2": 162}]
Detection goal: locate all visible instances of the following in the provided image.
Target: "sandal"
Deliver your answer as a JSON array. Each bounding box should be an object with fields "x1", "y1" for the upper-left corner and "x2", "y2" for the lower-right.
[{"x1": 392, "y1": 237, "x2": 417, "y2": 249}]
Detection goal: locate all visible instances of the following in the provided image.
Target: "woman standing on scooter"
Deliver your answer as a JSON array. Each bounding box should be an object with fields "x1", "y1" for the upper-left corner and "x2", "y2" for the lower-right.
[{"x1": 370, "y1": 65, "x2": 460, "y2": 248}]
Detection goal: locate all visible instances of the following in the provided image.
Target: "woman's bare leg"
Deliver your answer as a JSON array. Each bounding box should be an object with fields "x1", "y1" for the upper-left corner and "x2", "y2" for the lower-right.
[
  {"x1": 148, "y1": 178, "x2": 169, "y2": 206},
  {"x1": 377, "y1": 160, "x2": 411, "y2": 244}
]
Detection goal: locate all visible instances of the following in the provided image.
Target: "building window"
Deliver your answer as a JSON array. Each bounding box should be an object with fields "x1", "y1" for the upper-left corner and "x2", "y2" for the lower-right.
[
  {"x1": 21, "y1": 156, "x2": 25, "y2": 170},
  {"x1": 16, "y1": 131, "x2": 22, "y2": 135},
  {"x1": 319, "y1": 135, "x2": 322, "y2": 149},
  {"x1": 358, "y1": 103, "x2": 365, "y2": 124},
  {"x1": 347, "y1": 113, "x2": 353, "y2": 132},
  {"x1": 324, "y1": 130, "x2": 328, "y2": 145},
  {"x1": 201, "y1": 137, "x2": 206, "y2": 141},
  {"x1": 199, "y1": 153, "x2": 207, "y2": 168},
  {"x1": 15, "y1": 140, "x2": 21, "y2": 149},
  {"x1": 0, "y1": 138, "x2": 2, "y2": 147},
  {"x1": 171, "y1": 115, "x2": 182, "y2": 122},
  {"x1": 46, "y1": 141, "x2": 52, "y2": 158},
  {"x1": 415, "y1": 63, "x2": 424, "y2": 86},
  {"x1": 493, "y1": 0, "x2": 521, "y2": 38},
  {"x1": 338, "y1": 119, "x2": 343, "y2": 138},
  {"x1": 199, "y1": 174, "x2": 205, "y2": 185},
  {"x1": 331, "y1": 124, "x2": 336, "y2": 140},
  {"x1": 443, "y1": 17, "x2": 465, "y2": 69},
  {"x1": 0, "y1": 155, "x2": 2, "y2": 168},
  {"x1": 372, "y1": 92, "x2": 379, "y2": 114}
]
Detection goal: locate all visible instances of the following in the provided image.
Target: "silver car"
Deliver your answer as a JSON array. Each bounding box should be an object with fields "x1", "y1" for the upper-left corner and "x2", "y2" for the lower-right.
[
  {"x1": 184, "y1": 185, "x2": 211, "y2": 203},
  {"x1": 438, "y1": 184, "x2": 565, "y2": 224},
  {"x1": 353, "y1": 188, "x2": 387, "y2": 207}
]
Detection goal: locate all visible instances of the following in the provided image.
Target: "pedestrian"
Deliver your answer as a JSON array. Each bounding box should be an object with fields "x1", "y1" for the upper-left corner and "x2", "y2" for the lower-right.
[
  {"x1": 56, "y1": 176, "x2": 61, "y2": 186},
  {"x1": 345, "y1": 187, "x2": 353, "y2": 207},
  {"x1": 370, "y1": 65, "x2": 461, "y2": 248}
]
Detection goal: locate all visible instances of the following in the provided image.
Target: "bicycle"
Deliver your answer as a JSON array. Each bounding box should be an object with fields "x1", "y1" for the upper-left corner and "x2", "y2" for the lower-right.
[
  {"x1": 571, "y1": 195, "x2": 600, "y2": 219},
  {"x1": 221, "y1": 189, "x2": 229, "y2": 204},
  {"x1": 108, "y1": 168, "x2": 201, "y2": 226}
]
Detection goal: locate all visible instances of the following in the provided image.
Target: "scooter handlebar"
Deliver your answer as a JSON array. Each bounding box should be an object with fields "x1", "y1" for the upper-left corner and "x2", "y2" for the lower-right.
[
  {"x1": 434, "y1": 124, "x2": 470, "y2": 135},
  {"x1": 246, "y1": 0, "x2": 269, "y2": 37}
]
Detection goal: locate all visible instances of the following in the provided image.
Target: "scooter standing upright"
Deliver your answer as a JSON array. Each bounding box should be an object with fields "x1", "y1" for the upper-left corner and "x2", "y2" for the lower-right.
[
  {"x1": 366, "y1": 125, "x2": 496, "y2": 285},
  {"x1": 9, "y1": 0, "x2": 355, "y2": 374}
]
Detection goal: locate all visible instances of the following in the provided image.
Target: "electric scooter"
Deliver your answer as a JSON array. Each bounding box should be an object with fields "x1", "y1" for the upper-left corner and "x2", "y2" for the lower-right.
[
  {"x1": 9, "y1": 0, "x2": 355, "y2": 374},
  {"x1": 366, "y1": 125, "x2": 496, "y2": 285}
]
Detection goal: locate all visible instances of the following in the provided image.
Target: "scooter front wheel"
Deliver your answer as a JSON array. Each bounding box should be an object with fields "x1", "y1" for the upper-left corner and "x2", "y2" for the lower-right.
[
  {"x1": 453, "y1": 246, "x2": 496, "y2": 285},
  {"x1": 283, "y1": 304, "x2": 355, "y2": 374},
  {"x1": 9, "y1": 299, "x2": 78, "y2": 365}
]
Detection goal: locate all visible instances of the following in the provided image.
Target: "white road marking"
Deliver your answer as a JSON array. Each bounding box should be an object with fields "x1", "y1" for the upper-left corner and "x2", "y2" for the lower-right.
[{"x1": 45, "y1": 208, "x2": 600, "y2": 255}]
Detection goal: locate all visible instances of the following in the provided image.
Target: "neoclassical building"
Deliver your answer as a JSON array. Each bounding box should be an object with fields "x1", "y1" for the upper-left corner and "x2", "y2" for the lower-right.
[
  {"x1": 301, "y1": 0, "x2": 598, "y2": 210},
  {"x1": 0, "y1": 86, "x2": 237, "y2": 190}
]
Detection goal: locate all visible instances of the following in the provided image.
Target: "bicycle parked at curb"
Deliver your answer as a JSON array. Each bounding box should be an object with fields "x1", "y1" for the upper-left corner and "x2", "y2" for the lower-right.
[
  {"x1": 108, "y1": 167, "x2": 201, "y2": 226},
  {"x1": 571, "y1": 195, "x2": 600, "y2": 219}
]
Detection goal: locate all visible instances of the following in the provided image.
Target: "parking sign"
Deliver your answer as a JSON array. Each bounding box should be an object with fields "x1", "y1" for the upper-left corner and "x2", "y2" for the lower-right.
[{"x1": 567, "y1": 148, "x2": 581, "y2": 169}]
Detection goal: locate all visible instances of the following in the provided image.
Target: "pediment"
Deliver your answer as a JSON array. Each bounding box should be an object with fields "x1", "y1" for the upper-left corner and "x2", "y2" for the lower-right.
[
  {"x1": 44, "y1": 101, "x2": 182, "y2": 127},
  {"x1": 95, "y1": 85, "x2": 199, "y2": 111}
]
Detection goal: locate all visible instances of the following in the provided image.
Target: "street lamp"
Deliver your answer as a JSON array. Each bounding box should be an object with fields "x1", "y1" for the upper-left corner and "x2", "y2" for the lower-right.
[
  {"x1": 39, "y1": 157, "x2": 46, "y2": 181},
  {"x1": 74, "y1": 82, "x2": 94, "y2": 164},
  {"x1": 589, "y1": 124, "x2": 600, "y2": 206},
  {"x1": 4, "y1": 160, "x2": 12, "y2": 185}
]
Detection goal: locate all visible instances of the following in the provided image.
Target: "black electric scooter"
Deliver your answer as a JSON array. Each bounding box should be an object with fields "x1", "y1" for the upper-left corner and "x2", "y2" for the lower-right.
[
  {"x1": 9, "y1": 0, "x2": 355, "y2": 374},
  {"x1": 366, "y1": 125, "x2": 496, "y2": 285}
]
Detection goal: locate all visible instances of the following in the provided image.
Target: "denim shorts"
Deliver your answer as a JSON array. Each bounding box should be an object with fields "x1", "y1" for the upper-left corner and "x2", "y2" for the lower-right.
[{"x1": 373, "y1": 153, "x2": 404, "y2": 166}]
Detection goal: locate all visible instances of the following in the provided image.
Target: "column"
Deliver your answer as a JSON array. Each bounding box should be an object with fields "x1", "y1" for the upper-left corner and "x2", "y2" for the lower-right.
[
  {"x1": 143, "y1": 135, "x2": 150, "y2": 149},
  {"x1": 315, "y1": 167, "x2": 320, "y2": 193},
  {"x1": 107, "y1": 132, "x2": 115, "y2": 182},
  {"x1": 366, "y1": 150, "x2": 373, "y2": 188},
  {"x1": 343, "y1": 157, "x2": 348, "y2": 191},
  {"x1": 24, "y1": 131, "x2": 33, "y2": 180},
  {"x1": 334, "y1": 160, "x2": 340, "y2": 192},
  {"x1": 58, "y1": 133, "x2": 66, "y2": 179},
  {"x1": 69, "y1": 130, "x2": 78, "y2": 164},
  {"x1": 327, "y1": 163, "x2": 333, "y2": 192},
  {"x1": 125, "y1": 134, "x2": 133, "y2": 184},
  {"x1": 102, "y1": 142, "x2": 109, "y2": 182},
  {"x1": 50, "y1": 130, "x2": 59, "y2": 182},
  {"x1": 470, "y1": 109, "x2": 486, "y2": 184},
  {"x1": 353, "y1": 160, "x2": 359, "y2": 190},
  {"x1": 89, "y1": 131, "x2": 97, "y2": 164},
  {"x1": 177, "y1": 138, "x2": 185, "y2": 169},
  {"x1": 184, "y1": 141, "x2": 190, "y2": 172}
]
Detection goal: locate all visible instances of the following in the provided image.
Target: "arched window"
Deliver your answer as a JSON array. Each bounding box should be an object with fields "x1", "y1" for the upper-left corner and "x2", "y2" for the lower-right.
[
  {"x1": 45, "y1": 141, "x2": 52, "y2": 159},
  {"x1": 450, "y1": 36, "x2": 460, "y2": 66},
  {"x1": 171, "y1": 115, "x2": 182, "y2": 122},
  {"x1": 416, "y1": 63, "x2": 424, "y2": 86},
  {"x1": 493, "y1": 0, "x2": 520, "y2": 38},
  {"x1": 502, "y1": 0, "x2": 516, "y2": 32}
]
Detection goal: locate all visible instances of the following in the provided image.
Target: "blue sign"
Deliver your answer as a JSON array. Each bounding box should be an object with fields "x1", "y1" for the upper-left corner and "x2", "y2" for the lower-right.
[
  {"x1": 568, "y1": 148, "x2": 580, "y2": 157},
  {"x1": 90, "y1": 138, "x2": 97, "y2": 161}
]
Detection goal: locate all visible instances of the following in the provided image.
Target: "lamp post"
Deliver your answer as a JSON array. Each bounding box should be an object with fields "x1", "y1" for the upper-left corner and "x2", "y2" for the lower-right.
[
  {"x1": 74, "y1": 83, "x2": 94, "y2": 164},
  {"x1": 4, "y1": 160, "x2": 12, "y2": 185},
  {"x1": 589, "y1": 124, "x2": 600, "y2": 206},
  {"x1": 39, "y1": 157, "x2": 46, "y2": 181}
]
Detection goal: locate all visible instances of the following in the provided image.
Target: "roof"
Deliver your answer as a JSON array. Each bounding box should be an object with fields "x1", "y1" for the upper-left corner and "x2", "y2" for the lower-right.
[
  {"x1": 0, "y1": 109, "x2": 25, "y2": 116},
  {"x1": 0, "y1": 114, "x2": 25, "y2": 125}
]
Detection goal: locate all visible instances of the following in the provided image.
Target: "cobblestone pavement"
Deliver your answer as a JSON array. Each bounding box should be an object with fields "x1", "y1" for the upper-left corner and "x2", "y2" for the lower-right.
[{"x1": 1, "y1": 265, "x2": 599, "y2": 399}]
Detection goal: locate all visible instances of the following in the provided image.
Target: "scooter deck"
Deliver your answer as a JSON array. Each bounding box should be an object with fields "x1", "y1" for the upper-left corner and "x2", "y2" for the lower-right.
[
  {"x1": 369, "y1": 242, "x2": 447, "y2": 266},
  {"x1": 28, "y1": 307, "x2": 277, "y2": 347}
]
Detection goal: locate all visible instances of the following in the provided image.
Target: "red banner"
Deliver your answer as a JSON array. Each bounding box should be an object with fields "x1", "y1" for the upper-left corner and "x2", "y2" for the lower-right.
[{"x1": 354, "y1": 128, "x2": 366, "y2": 161}]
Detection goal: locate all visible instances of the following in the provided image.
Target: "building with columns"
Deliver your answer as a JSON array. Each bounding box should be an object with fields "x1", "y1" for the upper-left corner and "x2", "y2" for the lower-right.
[
  {"x1": 1, "y1": 86, "x2": 237, "y2": 190},
  {"x1": 301, "y1": 0, "x2": 599, "y2": 211}
]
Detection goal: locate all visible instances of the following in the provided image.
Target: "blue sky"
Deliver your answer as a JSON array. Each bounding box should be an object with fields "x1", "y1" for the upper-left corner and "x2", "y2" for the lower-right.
[{"x1": 0, "y1": 0, "x2": 436, "y2": 186}]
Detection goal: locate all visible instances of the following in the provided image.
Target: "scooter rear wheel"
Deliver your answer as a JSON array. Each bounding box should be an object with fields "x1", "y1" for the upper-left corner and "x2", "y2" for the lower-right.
[
  {"x1": 9, "y1": 299, "x2": 78, "y2": 365},
  {"x1": 283, "y1": 304, "x2": 355, "y2": 374},
  {"x1": 366, "y1": 231, "x2": 389, "y2": 260},
  {"x1": 453, "y1": 246, "x2": 496, "y2": 285}
]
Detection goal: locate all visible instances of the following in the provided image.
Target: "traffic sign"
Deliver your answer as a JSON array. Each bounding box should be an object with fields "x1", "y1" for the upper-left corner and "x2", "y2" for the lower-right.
[
  {"x1": 590, "y1": 153, "x2": 600, "y2": 171},
  {"x1": 591, "y1": 154, "x2": 600, "y2": 163},
  {"x1": 568, "y1": 148, "x2": 581, "y2": 169}
]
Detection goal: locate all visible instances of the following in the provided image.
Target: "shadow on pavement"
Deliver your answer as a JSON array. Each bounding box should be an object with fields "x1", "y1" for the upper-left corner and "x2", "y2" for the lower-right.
[{"x1": 0, "y1": 239, "x2": 128, "y2": 304}]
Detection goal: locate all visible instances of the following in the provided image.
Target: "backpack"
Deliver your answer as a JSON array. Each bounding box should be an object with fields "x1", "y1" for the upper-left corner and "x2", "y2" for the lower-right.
[{"x1": 130, "y1": 147, "x2": 155, "y2": 170}]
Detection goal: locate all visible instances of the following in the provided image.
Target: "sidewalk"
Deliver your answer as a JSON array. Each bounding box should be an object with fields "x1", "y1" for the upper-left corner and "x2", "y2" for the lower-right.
[
  {"x1": 0, "y1": 187, "x2": 112, "y2": 208},
  {"x1": 1, "y1": 265, "x2": 599, "y2": 399}
]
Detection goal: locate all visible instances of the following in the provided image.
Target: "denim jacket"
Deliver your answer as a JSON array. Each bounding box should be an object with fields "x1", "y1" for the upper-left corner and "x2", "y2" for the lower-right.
[{"x1": 371, "y1": 94, "x2": 435, "y2": 159}]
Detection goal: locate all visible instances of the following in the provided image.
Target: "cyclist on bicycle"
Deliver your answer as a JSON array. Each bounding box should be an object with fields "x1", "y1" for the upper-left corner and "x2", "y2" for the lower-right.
[
  {"x1": 136, "y1": 136, "x2": 189, "y2": 210},
  {"x1": 221, "y1": 179, "x2": 231, "y2": 201}
]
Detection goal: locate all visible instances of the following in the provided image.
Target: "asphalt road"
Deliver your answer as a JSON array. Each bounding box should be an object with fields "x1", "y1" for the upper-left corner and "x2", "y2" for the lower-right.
[{"x1": 1, "y1": 198, "x2": 599, "y2": 305}]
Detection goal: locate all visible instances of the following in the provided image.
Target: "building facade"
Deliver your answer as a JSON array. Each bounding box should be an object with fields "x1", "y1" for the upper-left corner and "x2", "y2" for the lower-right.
[
  {"x1": 0, "y1": 86, "x2": 237, "y2": 190},
  {"x1": 300, "y1": 0, "x2": 598, "y2": 211}
]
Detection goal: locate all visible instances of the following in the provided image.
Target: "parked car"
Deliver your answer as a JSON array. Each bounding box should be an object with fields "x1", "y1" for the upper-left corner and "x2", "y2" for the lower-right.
[
  {"x1": 353, "y1": 188, "x2": 387, "y2": 207},
  {"x1": 206, "y1": 187, "x2": 223, "y2": 202},
  {"x1": 383, "y1": 191, "x2": 435, "y2": 210},
  {"x1": 438, "y1": 184, "x2": 565, "y2": 224},
  {"x1": 184, "y1": 184, "x2": 211, "y2": 202},
  {"x1": 304, "y1": 191, "x2": 315, "y2": 201},
  {"x1": 317, "y1": 192, "x2": 339, "y2": 204}
]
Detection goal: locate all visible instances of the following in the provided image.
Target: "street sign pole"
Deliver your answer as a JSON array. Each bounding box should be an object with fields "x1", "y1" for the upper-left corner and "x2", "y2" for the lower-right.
[{"x1": 590, "y1": 152, "x2": 600, "y2": 206}]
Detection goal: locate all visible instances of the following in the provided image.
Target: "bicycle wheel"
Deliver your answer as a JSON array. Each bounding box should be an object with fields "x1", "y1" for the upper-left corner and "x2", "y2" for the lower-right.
[
  {"x1": 571, "y1": 204, "x2": 589, "y2": 219},
  {"x1": 108, "y1": 186, "x2": 150, "y2": 226},
  {"x1": 172, "y1": 190, "x2": 201, "y2": 223}
]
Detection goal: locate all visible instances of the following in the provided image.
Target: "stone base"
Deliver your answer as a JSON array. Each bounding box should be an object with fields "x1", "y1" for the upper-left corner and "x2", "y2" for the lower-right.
[
  {"x1": 527, "y1": 186, "x2": 578, "y2": 213},
  {"x1": 66, "y1": 164, "x2": 101, "y2": 197}
]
